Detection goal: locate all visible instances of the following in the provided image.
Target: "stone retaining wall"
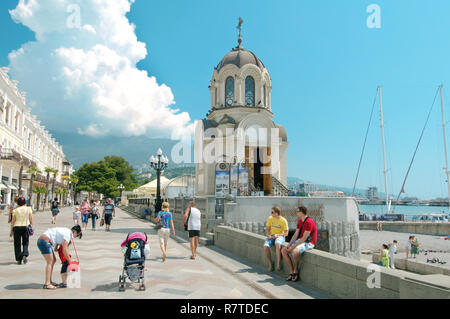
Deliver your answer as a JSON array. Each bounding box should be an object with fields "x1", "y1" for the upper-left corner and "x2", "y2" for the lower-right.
[
  {"x1": 214, "y1": 226, "x2": 450, "y2": 299},
  {"x1": 224, "y1": 197, "x2": 361, "y2": 259}
]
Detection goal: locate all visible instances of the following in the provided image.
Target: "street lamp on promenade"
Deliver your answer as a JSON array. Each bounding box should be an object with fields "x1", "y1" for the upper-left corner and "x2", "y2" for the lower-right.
[
  {"x1": 149, "y1": 148, "x2": 169, "y2": 214},
  {"x1": 118, "y1": 184, "x2": 125, "y2": 196},
  {"x1": 118, "y1": 184, "x2": 125, "y2": 203}
]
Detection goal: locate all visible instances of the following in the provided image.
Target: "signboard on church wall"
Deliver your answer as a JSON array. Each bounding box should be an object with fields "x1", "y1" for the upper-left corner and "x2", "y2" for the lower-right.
[
  {"x1": 230, "y1": 166, "x2": 239, "y2": 197},
  {"x1": 238, "y1": 168, "x2": 249, "y2": 196},
  {"x1": 215, "y1": 171, "x2": 230, "y2": 197}
]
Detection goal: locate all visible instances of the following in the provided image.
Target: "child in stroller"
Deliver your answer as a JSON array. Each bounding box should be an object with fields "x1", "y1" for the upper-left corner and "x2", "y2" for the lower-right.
[{"x1": 119, "y1": 232, "x2": 150, "y2": 291}]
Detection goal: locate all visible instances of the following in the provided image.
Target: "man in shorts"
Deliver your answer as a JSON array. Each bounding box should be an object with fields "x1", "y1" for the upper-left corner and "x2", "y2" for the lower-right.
[
  {"x1": 281, "y1": 206, "x2": 317, "y2": 282},
  {"x1": 102, "y1": 199, "x2": 116, "y2": 232},
  {"x1": 264, "y1": 206, "x2": 288, "y2": 271}
]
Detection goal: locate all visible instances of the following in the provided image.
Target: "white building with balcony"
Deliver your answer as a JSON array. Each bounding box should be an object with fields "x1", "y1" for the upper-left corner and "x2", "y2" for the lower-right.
[{"x1": 0, "y1": 67, "x2": 72, "y2": 208}]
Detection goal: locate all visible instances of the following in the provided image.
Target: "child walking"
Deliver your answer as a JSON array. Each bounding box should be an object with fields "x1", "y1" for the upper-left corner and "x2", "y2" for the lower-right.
[
  {"x1": 73, "y1": 206, "x2": 81, "y2": 225},
  {"x1": 389, "y1": 240, "x2": 398, "y2": 269}
]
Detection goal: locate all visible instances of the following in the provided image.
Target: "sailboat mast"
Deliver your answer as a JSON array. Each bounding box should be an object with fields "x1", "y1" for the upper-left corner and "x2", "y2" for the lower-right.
[
  {"x1": 379, "y1": 86, "x2": 390, "y2": 215},
  {"x1": 439, "y1": 84, "x2": 450, "y2": 207}
]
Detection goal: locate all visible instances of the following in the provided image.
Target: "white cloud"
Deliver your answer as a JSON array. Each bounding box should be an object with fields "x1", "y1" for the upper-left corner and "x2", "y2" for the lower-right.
[{"x1": 8, "y1": 0, "x2": 192, "y2": 139}]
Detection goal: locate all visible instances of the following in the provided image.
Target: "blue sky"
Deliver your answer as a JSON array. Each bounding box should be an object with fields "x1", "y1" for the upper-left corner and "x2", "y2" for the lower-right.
[{"x1": 2, "y1": 0, "x2": 450, "y2": 199}]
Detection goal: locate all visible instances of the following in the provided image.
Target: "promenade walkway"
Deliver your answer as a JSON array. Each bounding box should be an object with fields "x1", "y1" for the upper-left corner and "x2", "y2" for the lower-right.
[{"x1": 0, "y1": 206, "x2": 330, "y2": 299}]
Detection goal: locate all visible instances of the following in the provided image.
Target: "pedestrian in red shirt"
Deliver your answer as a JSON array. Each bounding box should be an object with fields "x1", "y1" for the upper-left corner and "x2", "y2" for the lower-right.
[
  {"x1": 281, "y1": 206, "x2": 317, "y2": 282},
  {"x1": 56, "y1": 242, "x2": 72, "y2": 288}
]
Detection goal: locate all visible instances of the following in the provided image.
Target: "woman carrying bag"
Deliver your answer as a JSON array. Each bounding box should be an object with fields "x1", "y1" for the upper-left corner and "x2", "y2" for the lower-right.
[{"x1": 10, "y1": 197, "x2": 33, "y2": 265}]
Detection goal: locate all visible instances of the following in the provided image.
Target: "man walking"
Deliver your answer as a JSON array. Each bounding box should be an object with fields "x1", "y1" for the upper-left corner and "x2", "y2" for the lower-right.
[
  {"x1": 281, "y1": 206, "x2": 317, "y2": 282},
  {"x1": 264, "y1": 206, "x2": 288, "y2": 271},
  {"x1": 182, "y1": 202, "x2": 201, "y2": 260},
  {"x1": 102, "y1": 198, "x2": 116, "y2": 232}
]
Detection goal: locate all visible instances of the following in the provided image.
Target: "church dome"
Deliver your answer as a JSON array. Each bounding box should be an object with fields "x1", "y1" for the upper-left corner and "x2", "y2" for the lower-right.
[{"x1": 216, "y1": 47, "x2": 265, "y2": 72}]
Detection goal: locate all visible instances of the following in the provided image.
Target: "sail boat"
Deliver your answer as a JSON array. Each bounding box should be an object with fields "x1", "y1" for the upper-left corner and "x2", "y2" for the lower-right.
[
  {"x1": 378, "y1": 86, "x2": 391, "y2": 215},
  {"x1": 352, "y1": 86, "x2": 391, "y2": 215}
]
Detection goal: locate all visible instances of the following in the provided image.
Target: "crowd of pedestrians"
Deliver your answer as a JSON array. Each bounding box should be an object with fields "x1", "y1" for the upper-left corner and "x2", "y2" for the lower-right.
[{"x1": 6, "y1": 195, "x2": 117, "y2": 289}]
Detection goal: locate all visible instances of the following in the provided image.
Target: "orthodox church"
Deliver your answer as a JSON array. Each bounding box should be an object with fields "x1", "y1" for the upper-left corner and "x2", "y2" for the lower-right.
[{"x1": 194, "y1": 22, "x2": 289, "y2": 197}]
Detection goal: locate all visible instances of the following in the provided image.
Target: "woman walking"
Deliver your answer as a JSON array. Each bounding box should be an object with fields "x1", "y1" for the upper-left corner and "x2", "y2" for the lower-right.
[
  {"x1": 155, "y1": 202, "x2": 175, "y2": 262},
  {"x1": 36, "y1": 225, "x2": 82, "y2": 290},
  {"x1": 80, "y1": 198, "x2": 90, "y2": 230},
  {"x1": 90, "y1": 200, "x2": 99, "y2": 231},
  {"x1": 9, "y1": 197, "x2": 33, "y2": 265},
  {"x1": 182, "y1": 201, "x2": 201, "y2": 260},
  {"x1": 51, "y1": 197, "x2": 60, "y2": 224}
]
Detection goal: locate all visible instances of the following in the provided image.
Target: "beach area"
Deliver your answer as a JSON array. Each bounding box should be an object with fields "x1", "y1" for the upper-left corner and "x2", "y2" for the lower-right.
[{"x1": 359, "y1": 230, "x2": 450, "y2": 270}]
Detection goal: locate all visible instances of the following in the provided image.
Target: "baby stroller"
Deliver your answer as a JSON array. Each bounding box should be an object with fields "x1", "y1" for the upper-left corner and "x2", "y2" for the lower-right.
[{"x1": 119, "y1": 233, "x2": 148, "y2": 291}]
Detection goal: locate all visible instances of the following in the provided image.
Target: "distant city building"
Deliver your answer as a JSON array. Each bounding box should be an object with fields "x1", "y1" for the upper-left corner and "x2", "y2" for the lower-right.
[
  {"x1": 138, "y1": 173, "x2": 152, "y2": 180},
  {"x1": 0, "y1": 67, "x2": 72, "y2": 208},
  {"x1": 309, "y1": 190, "x2": 345, "y2": 197},
  {"x1": 366, "y1": 187, "x2": 378, "y2": 200},
  {"x1": 298, "y1": 182, "x2": 318, "y2": 195}
]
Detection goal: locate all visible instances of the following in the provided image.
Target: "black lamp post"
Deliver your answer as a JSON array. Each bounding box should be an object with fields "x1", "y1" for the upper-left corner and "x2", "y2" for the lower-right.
[{"x1": 149, "y1": 148, "x2": 169, "y2": 214}]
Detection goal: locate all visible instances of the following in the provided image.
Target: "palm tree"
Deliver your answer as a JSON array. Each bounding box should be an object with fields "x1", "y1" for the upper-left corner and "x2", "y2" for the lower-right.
[
  {"x1": 51, "y1": 169, "x2": 58, "y2": 201},
  {"x1": 33, "y1": 186, "x2": 47, "y2": 211},
  {"x1": 26, "y1": 167, "x2": 42, "y2": 208},
  {"x1": 70, "y1": 175, "x2": 79, "y2": 203},
  {"x1": 44, "y1": 167, "x2": 53, "y2": 208},
  {"x1": 18, "y1": 158, "x2": 24, "y2": 196}
]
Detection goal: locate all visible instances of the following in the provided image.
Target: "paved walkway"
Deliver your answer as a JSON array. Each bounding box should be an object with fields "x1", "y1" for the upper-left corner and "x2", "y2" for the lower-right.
[{"x1": 0, "y1": 207, "x2": 330, "y2": 299}]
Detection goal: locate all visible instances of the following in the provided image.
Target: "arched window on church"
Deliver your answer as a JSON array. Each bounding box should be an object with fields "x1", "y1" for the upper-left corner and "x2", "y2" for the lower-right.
[
  {"x1": 263, "y1": 84, "x2": 266, "y2": 107},
  {"x1": 225, "y1": 77, "x2": 234, "y2": 107},
  {"x1": 245, "y1": 76, "x2": 255, "y2": 106}
]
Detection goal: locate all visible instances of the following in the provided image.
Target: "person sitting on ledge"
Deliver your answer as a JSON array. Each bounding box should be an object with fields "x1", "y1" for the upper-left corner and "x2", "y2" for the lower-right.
[
  {"x1": 264, "y1": 206, "x2": 288, "y2": 272},
  {"x1": 281, "y1": 206, "x2": 317, "y2": 282}
]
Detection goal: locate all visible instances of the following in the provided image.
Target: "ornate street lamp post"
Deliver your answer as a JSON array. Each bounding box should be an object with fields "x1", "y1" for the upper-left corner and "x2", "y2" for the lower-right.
[
  {"x1": 149, "y1": 148, "x2": 169, "y2": 214},
  {"x1": 118, "y1": 184, "x2": 125, "y2": 202}
]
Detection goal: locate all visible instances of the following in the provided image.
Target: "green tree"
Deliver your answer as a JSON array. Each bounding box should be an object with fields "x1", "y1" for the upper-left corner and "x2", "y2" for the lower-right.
[
  {"x1": 33, "y1": 186, "x2": 47, "y2": 211},
  {"x1": 27, "y1": 167, "x2": 42, "y2": 207},
  {"x1": 44, "y1": 167, "x2": 53, "y2": 207}
]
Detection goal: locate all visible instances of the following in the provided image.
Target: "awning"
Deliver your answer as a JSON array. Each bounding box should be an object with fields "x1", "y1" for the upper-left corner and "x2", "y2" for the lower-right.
[
  {"x1": 13, "y1": 184, "x2": 24, "y2": 191},
  {"x1": 6, "y1": 183, "x2": 17, "y2": 190},
  {"x1": 0, "y1": 183, "x2": 7, "y2": 190}
]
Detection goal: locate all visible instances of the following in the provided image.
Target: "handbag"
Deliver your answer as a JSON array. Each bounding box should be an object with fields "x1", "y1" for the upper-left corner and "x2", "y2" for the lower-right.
[
  {"x1": 154, "y1": 211, "x2": 164, "y2": 230},
  {"x1": 184, "y1": 208, "x2": 191, "y2": 231},
  {"x1": 26, "y1": 207, "x2": 34, "y2": 236},
  {"x1": 100, "y1": 218, "x2": 105, "y2": 227}
]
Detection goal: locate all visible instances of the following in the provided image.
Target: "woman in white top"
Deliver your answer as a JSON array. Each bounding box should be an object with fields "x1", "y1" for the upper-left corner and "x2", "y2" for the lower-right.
[
  {"x1": 182, "y1": 202, "x2": 201, "y2": 260},
  {"x1": 10, "y1": 197, "x2": 33, "y2": 265},
  {"x1": 37, "y1": 225, "x2": 82, "y2": 290}
]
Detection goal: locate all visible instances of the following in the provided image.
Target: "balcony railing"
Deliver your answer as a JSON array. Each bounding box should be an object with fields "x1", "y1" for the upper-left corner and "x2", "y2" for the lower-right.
[{"x1": 0, "y1": 146, "x2": 37, "y2": 168}]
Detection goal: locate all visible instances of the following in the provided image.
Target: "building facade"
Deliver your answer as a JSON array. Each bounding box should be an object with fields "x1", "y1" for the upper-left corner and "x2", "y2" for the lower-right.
[
  {"x1": 0, "y1": 67, "x2": 72, "y2": 208},
  {"x1": 366, "y1": 186, "x2": 378, "y2": 200}
]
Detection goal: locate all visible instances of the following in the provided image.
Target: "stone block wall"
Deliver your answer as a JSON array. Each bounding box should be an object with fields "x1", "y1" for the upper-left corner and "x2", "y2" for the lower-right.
[
  {"x1": 214, "y1": 226, "x2": 450, "y2": 299},
  {"x1": 225, "y1": 219, "x2": 360, "y2": 259}
]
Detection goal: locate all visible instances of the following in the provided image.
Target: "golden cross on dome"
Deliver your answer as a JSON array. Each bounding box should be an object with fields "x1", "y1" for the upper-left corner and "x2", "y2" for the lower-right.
[{"x1": 237, "y1": 17, "x2": 244, "y2": 46}]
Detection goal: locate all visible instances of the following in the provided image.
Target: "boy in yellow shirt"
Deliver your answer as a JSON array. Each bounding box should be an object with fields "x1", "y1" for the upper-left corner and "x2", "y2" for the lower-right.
[{"x1": 264, "y1": 206, "x2": 288, "y2": 271}]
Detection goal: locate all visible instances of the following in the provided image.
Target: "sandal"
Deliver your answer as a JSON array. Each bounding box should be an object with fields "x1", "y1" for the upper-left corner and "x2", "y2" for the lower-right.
[
  {"x1": 291, "y1": 273, "x2": 299, "y2": 282},
  {"x1": 43, "y1": 284, "x2": 57, "y2": 290},
  {"x1": 286, "y1": 274, "x2": 294, "y2": 281}
]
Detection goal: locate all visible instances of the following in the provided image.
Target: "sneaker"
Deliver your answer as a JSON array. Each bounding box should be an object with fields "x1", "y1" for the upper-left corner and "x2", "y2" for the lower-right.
[
  {"x1": 22, "y1": 256, "x2": 28, "y2": 265},
  {"x1": 58, "y1": 283, "x2": 67, "y2": 289},
  {"x1": 17, "y1": 260, "x2": 22, "y2": 265}
]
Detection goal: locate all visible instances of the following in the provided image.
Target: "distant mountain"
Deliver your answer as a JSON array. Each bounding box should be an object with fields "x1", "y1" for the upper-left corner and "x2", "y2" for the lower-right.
[{"x1": 53, "y1": 132, "x2": 190, "y2": 170}]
